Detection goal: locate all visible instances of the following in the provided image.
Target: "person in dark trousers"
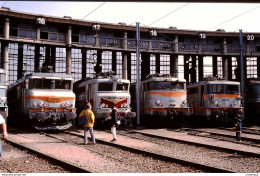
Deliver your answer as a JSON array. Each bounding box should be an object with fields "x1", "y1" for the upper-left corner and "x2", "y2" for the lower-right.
[
  {"x1": 79, "y1": 103, "x2": 96, "y2": 145},
  {"x1": 111, "y1": 105, "x2": 119, "y2": 142},
  {"x1": 233, "y1": 114, "x2": 242, "y2": 142}
]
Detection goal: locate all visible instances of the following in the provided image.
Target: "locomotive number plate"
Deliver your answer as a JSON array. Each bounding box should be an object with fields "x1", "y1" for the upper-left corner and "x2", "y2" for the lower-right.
[{"x1": 48, "y1": 97, "x2": 61, "y2": 102}]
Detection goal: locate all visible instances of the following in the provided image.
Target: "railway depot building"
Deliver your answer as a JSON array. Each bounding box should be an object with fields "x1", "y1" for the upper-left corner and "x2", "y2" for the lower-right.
[{"x1": 0, "y1": 7, "x2": 260, "y2": 85}]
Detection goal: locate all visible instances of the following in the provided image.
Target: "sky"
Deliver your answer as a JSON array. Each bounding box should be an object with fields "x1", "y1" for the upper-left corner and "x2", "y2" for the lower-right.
[{"x1": 0, "y1": 1, "x2": 260, "y2": 33}]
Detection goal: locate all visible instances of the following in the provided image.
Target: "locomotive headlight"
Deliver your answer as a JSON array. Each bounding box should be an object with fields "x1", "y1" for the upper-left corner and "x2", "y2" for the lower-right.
[
  {"x1": 100, "y1": 103, "x2": 105, "y2": 108},
  {"x1": 232, "y1": 102, "x2": 238, "y2": 107},
  {"x1": 156, "y1": 100, "x2": 161, "y2": 105},
  {"x1": 38, "y1": 101, "x2": 44, "y2": 107},
  {"x1": 180, "y1": 100, "x2": 186, "y2": 107},
  {"x1": 60, "y1": 102, "x2": 66, "y2": 108},
  {"x1": 43, "y1": 103, "x2": 48, "y2": 107},
  {"x1": 217, "y1": 103, "x2": 222, "y2": 107},
  {"x1": 33, "y1": 102, "x2": 37, "y2": 107}
]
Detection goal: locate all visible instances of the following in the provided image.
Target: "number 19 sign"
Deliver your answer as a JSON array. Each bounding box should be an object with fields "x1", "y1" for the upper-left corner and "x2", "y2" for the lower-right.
[{"x1": 199, "y1": 33, "x2": 206, "y2": 39}]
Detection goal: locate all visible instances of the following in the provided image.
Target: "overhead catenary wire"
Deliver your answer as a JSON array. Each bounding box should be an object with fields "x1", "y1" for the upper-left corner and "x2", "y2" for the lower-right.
[
  {"x1": 1, "y1": 1, "x2": 7, "y2": 7},
  {"x1": 208, "y1": 5, "x2": 260, "y2": 31},
  {"x1": 82, "y1": 2, "x2": 106, "y2": 20},
  {"x1": 148, "y1": 3, "x2": 189, "y2": 27}
]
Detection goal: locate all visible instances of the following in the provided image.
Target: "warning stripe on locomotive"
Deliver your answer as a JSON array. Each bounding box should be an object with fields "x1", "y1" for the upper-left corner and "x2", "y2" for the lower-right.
[
  {"x1": 147, "y1": 92, "x2": 186, "y2": 97},
  {"x1": 144, "y1": 108, "x2": 189, "y2": 111},
  {"x1": 29, "y1": 108, "x2": 76, "y2": 112},
  {"x1": 25, "y1": 96, "x2": 75, "y2": 102},
  {"x1": 203, "y1": 94, "x2": 240, "y2": 98}
]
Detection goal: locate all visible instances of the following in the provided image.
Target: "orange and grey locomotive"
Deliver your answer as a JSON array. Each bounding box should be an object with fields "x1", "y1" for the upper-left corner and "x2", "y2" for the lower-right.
[
  {"x1": 187, "y1": 76, "x2": 243, "y2": 123},
  {"x1": 7, "y1": 72, "x2": 77, "y2": 130},
  {"x1": 132, "y1": 74, "x2": 190, "y2": 125},
  {"x1": 74, "y1": 72, "x2": 136, "y2": 126}
]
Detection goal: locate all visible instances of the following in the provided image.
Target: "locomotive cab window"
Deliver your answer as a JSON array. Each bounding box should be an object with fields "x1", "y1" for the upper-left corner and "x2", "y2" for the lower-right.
[
  {"x1": 116, "y1": 83, "x2": 129, "y2": 91},
  {"x1": 98, "y1": 83, "x2": 113, "y2": 91},
  {"x1": 31, "y1": 79, "x2": 53, "y2": 89},
  {"x1": 148, "y1": 81, "x2": 184, "y2": 90},
  {"x1": 208, "y1": 84, "x2": 240, "y2": 94},
  {"x1": 227, "y1": 85, "x2": 239, "y2": 94},
  {"x1": 55, "y1": 80, "x2": 71, "y2": 90}
]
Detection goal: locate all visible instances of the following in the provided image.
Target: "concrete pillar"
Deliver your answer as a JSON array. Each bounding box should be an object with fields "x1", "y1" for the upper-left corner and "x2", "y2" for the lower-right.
[
  {"x1": 235, "y1": 56, "x2": 241, "y2": 82},
  {"x1": 81, "y1": 48, "x2": 87, "y2": 80},
  {"x1": 222, "y1": 56, "x2": 228, "y2": 80},
  {"x1": 228, "y1": 56, "x2": 232, "y2": 80},
  {"x1": 3, "y1": 18, "x2": 9, "y2": 87},
  {"x1": 112, "y1": 51, "x2": 117, "y2": 74},
  {"x1": 94, "y1": 50, "x2": 102, "y2": 74},
  {"x1": 36, "y1": 26, "x2": 41, "y2": 41},
  {"x1": 184, "y1": 55, "x2": 190, "y2": 83},
  {"x1": 174, "y1": 35, "x2": 178, "y2": 53},
  {"x1": 51, "y1": 46, "x2": 56, "y2": 72},
  {"x1": 66, "y1": 26, "x2": 72, "y2": 74},
  {"x1": 170, "y1": 54, "x2": 178, "y2": 77},
  {"x1": 198, "y1": 55, "x2": 204, "y2": 81},
  {"x1": 257, "y1": 56, "x2": 260, "y2": 78},
  {"x1": 191, "y1": 55, "x2": 197, "y2": 83},
  {"x1": 122, "y1": 32, "x2": 127, "y2": 49},
  {"x1": 213, "y1": 56, "x2": 218, "y2": 77},
  {"x1": 34, "y1": 45, "x2": 40, "y2": 71},
  {"x1": 155, "y1": 53, "x2": 160, "y2": 73},
  {"x1": 122, "y1": 52, "x2": 128, "y2": 80},
  {"x1": 223, "y1": 38, "x2": 227, "y2": 55},
  {"x1": 18, "y1": 43, "x2": 23, "y2": 79},
  {"x1": 122, "y1": 32, "x2": 128, "y2": 80},
  {"x1": 141, "y1": 53, "x2": 150, "y2": 81},
  {"x1": 127, "y1": 52, "x2": 131, "y2": 82}
]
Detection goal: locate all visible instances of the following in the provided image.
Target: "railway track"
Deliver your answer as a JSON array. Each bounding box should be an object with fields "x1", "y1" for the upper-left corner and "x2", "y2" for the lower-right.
[
  {"x1": 174, "y1": 127, "x2": 260, "y2": 148},
  {"x1": 3, "y1": 127, "x2": 260, "y2": 173},
  {"x1": 1, "y1": 128, "x2": 233, "y2": 173},
  {"x1": 114, "y1": 128, "x2": 260, "y2": 173}
]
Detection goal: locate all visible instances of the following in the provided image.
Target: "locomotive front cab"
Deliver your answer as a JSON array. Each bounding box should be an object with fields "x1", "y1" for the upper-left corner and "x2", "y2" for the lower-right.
[
  {"x1": 89, "y1": 78, "x2": 135, "y2": 125},
  {"x1": 26, "y1": 74, "x2": 77, "y2": 129},
  {"x1": 0, "y1": 69, "x2": 7, "y2": 119},
  {"x1": 141, "y1": 76, "x2": 190, "y2": 119},
  {"x1": 205, "y1": 81, "x2": 243, "y2": 123}
]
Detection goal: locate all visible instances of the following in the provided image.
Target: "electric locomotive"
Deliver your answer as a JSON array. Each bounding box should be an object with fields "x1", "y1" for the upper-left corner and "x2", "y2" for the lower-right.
[
  {"x1": 187, "y1": 76, "x2": 243, "y2": 124},
  {"x1": 245, "y1": 78, "x2": 260, "y2": 124},
  {"x1": 7, "y1": 72, "x2": 77, "y2": 130},
  {"x1": 73, "y1": 71, "x2": 136, "y2": 126},
  {"x1": 0, "y1": 69, "x2": 7, "y2": 120},
  {"x1": 131, "y1": 74, "x2": 190, "y2": 126}
]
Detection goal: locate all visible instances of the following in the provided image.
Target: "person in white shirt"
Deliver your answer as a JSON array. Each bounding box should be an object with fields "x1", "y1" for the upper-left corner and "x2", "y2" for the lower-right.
[{"x1": 0, "y1": 114, "x2": 8, "y2": 158}]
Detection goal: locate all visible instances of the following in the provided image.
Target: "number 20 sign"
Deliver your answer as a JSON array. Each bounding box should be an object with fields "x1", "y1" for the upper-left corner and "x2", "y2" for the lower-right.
[{"x1": 247, "y1": 35, "x2": 254, "y2": 41}]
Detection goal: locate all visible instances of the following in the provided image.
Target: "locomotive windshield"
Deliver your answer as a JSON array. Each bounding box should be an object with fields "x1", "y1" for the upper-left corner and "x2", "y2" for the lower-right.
[
  {"x1": 116, "y1": 83, "x2": 129, "y2": 91},
  {"x1": 148, "y1": 81, "x2": 185, "y2": 90},
  {"x1": 207, "y1": 84, "x2": 240, "y2": 94},
  {"x1": 31, "y1": 79, "x2": 72, "y2": 90},
  {"x1": 98, "y1": 83, "x2": 113, "y2": 91}
]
